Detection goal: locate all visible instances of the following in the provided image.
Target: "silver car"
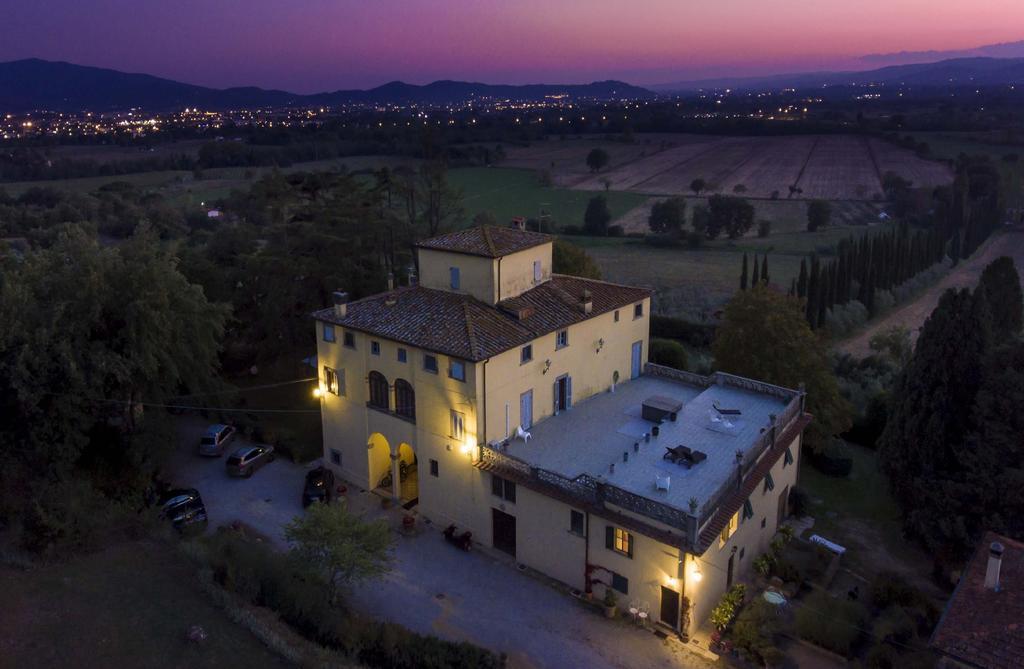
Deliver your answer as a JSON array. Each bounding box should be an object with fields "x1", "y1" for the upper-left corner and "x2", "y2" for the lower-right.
[
  {"x1": 199, "y1": 424, "x2": 236, "y2": 456},
  {"x1": 226, "y1": 445, "x2": 275, "y2": 477}
]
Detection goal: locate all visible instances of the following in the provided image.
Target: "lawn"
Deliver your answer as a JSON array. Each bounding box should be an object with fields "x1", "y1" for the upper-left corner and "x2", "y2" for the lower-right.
[
  {"x1": 448, "y1": 166, "x2": 648, "y2": 228},
  {"x1": 0, "y1": 540, "x2": 288, "y2": 669},
  {"x1": 798, "y1": 443, "x2": 947, "y2": 604}
]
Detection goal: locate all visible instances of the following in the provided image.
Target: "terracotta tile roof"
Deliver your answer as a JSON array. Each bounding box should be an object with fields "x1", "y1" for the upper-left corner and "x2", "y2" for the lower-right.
[
  {"x1": 697, "y1": 415, "x2": 813, "y2": 554},
  {"x1": 312, "y1": 275, "x2": 650, "y2": 362},
  {"x1": 415, "y1": 225, "x2": 551, "y2": 258},
  {"x1": 931, "y1": 532, "x2": 1024, "y2": 668}
]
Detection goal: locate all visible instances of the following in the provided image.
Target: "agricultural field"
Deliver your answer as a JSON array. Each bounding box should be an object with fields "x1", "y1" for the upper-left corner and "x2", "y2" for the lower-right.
[
  {"x1": 42, "y1": 139, "x2": 208, "y2": 162},
  {"x1": 502, "y1": 133, "x2": 953, "y2": 201},
  {"x1": 448, "y1": 166, "x2": 647, "y2": 228}
]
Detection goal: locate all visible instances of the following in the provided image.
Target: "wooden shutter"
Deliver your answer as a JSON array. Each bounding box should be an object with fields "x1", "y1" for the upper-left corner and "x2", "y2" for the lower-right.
[
  {"x1": 553, "y1": 381, "x2": 559, "y2": 414},
  {"x1": 605, "y1": 525, "x2": 614, "y2": 550},
  {"x1": 567, "y1": 376, "x2": 573, "y2": 409}
]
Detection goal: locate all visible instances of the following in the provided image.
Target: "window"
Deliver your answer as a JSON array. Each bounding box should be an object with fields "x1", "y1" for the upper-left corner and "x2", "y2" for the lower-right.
[
  {"x1": 633, "y1": 302, "x2": 644, "y2": 319},
  {"x1": 429, "y1": 459, "x2": 439, "y2": 477},
  {"x1": 614, "y1": 310, "x2": 620, "y2": 323},
  {"x1": 520, "y1": 344, "x2": 533, "y2": 364},
  {"x1": 397, "y1": 348, "x2": 407, "y2": 363},
  {"x1": 343, "y1": 331, "x2": 355, "y2": 348},
  {"x1": 606, "y1": 526, "x2": 633, "y2": 558},
  {"x1": 491, "y1": 474, "x2": 516, "y2": 503},
  {"x1": 330, "y1": 449, "x2": 342, "y2": 466},
  {"x1": 322, "y1": 324, "x2": 336, "y2": 343},
  {"x1": 742, "y1": 498, "x2": 754, "y2": 522},
  {"x1": 720, "y1": 512, "x2": 739, "y2": 547},
  {"x1": 450, "y1": 267, "x2": 460, "y2": 290},
  {"x1": 371, "y1": 341, "x2": 381, "y2": 356},
  {"x1": 784, "y1": 447, "x2": 794, "y2": 467},
  {"x1": 761, "y1": 517, "x2": 767, "y2": 529},
  {"x1": 450, "y1": 410, "x2": 465, "y2": 440},
  {"x1": 423, "y1": 354, "x2": 438, "y2": 374},
  {"x1": 449, "y1": 359, "x2": 466, "y2": 382},
  {"x1": 739, "y1": 547, "x2": 746, "y2": 560},
  {"x1": 570, "y1": 510, "x2": 585, "y2": 536},
  {"x1": 555, "y1": 329, "x2": 569, "y2": 349},
  {"x1": 394, "y1": 379, "x2": 415, "y2": 421},
  {"x1": 324, "y1": 366, "x2": 342, "y2": 396},
  {"x1": 764, "y1": 472, "x2": 775, "y2": 493},
  {"x1": 611, "y1": 572, "x2": 629, "y2": 595},
  {"x1": 368, "y1": 371, "x2": 389, "y2": 410},
  {"x1": 533, "y1": 260, "x2": 541, "y2": 283}
]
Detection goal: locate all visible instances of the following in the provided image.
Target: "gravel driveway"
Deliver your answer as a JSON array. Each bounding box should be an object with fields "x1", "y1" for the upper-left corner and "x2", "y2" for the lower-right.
[{"x1": 165, "y1": 416, "x2": 717, "y2": 669}]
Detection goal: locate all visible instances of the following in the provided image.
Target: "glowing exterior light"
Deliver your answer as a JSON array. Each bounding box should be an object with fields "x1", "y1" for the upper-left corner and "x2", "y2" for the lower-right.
[{"x1": 312, "y1": 387, "x2": 323, "y2": 398}]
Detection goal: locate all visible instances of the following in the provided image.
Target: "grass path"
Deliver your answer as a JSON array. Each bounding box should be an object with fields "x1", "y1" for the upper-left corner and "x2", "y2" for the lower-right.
[{"x1": 835, "y1": 226, "x2": 1024, "y2": 358}]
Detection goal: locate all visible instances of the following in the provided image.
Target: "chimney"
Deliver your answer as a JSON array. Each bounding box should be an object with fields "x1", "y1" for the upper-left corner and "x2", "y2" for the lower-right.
[
  {"x1": 332, "y1": 291, "x2": 349, "y2": 318},
  {"x1": 387, "y1": 272, "x2": 395, "y2": 291},
  {"x1": 985, "y1": 541, "x2": 1005, "y2": 591},
  {"x1": 407, "y1": 265, "x2": 418, "y2": 287},
  {"x1": 511, "y1": 217, "x2": 526, "y2": 231},
  {"x1": 580, "y1": 289, "x2": 593, "y2": 315}
]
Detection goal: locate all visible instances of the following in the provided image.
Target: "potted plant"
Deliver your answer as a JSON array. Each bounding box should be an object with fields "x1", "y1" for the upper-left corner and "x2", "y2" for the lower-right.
[{"x1": 602, "y1": 588, "x2": 618, "y2": 618}]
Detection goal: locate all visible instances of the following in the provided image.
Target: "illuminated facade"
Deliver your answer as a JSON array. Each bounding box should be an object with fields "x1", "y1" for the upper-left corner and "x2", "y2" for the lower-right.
[{"x1": 313, "y1": 224, "x2": 809, "y2": 636}]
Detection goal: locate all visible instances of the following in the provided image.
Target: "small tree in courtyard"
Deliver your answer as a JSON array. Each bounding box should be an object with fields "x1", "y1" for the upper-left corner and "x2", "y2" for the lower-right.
[
  {"x1": 586, "y1": 148, "x2": 610, "y2": 173},
  {"x1": 285, "y1": 502, "x2": 394, "y2": 603}
]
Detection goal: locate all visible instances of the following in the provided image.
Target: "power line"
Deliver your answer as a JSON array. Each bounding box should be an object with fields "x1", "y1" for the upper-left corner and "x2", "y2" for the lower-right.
[
  {"x1": 45, "y1": 392, "x2": 321, "y2": 414},
  {"x1": 169, "y1": 377, "x2": 317, "y2": 400}
]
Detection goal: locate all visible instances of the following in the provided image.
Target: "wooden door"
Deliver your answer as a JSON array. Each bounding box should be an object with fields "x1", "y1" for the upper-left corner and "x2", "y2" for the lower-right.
[
  {"x1": 492, "y1": 508, "x2": 517, "y2": 557},
  {"x1": 660, "y1": 586, "x2": 680, "y2": 629}
]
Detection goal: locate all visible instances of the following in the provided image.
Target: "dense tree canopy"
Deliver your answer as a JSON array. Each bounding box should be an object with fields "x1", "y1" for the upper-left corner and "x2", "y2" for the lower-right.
[
  {"x1": 552, "y1": 239, "x2": 601, "y2": 279},
  {"x1": 586, "y1": 148, "x2": 609, "y2": 173},
  {"x1": 648, "y1": 197, "x2": 686, "y2": 236},
  {"x1": 712, "y1": 285, "x2": 851, "y2": 449},
  {"x1": 583, "y1": 195, "x2": 611, "y2": 236},
  {"x1": 975, "y1": 255, "x2": 1023, "y2": 340}
]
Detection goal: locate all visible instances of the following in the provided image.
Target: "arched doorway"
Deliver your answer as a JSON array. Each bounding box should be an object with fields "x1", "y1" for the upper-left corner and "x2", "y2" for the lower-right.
[
  {"x1": 367, "y1": 433, "x2": 391, "y2": 491},
  {"x1": 396, "y1": 442, "x2": 418, "y2": 506}
]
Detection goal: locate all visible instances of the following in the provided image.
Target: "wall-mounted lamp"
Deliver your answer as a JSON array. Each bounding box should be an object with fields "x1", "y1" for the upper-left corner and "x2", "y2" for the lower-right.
[
  {"x1": 595, "y1": 338, "x2": 605, "y2": 354},
  {"x1": 691, "y1": 563, "x2": 703, "y2": 583},
  {"x1": 543, "y1": 359, "x2": 552, "y2": 374},
  {"x1": 312, "y1": 387, "x2": 323, "y2": 398}
]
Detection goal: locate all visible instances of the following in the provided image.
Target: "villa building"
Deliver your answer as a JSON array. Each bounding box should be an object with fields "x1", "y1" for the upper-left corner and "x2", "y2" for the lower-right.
[{"x1": 312, "y1": 224, "x2": 811, "y2": 636}]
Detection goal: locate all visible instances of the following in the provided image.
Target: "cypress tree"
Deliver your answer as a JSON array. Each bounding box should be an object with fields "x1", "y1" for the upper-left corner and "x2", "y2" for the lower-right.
[
  {"x1": 797, "y1": 259, "x2": 808, "y2": 298},
  {"x1": 976, "y1": 256, "x2": 1024, "y2": 339},
  {"x1": 751, "y1": 255, "x2": 760, "y2": 287},
  {"x1": 806, "y1": 258, "x2": 820, "y2": 328},
  {"x1": 760, "y1": 255, "x2": 769, "y2": 285},
  {"x1": 740, "y1": 253, "x2": 748, "y2": 291}
]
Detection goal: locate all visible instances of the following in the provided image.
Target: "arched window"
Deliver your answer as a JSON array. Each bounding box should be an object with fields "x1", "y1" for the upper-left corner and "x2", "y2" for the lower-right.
[
  {"x1": 368, "y1": 371, "x2": 389, "y2": 410},
  {"x1": 394, "y1": 379, "x2": 416, "y2": 421}
]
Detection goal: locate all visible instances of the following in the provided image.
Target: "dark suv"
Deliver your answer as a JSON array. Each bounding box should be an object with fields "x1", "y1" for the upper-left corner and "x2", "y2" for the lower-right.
[
  {"x1": 159, "y1": 488, "x2": 208, "y2": 533},
  {"x1": 302, "y1": 466, "x2": 336, "y2": 507}
]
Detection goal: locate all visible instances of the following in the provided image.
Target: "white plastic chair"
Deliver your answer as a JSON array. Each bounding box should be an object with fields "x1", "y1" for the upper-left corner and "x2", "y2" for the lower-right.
[{"x1": 515, "y1": 424, "x2": 532, "y2": 443}]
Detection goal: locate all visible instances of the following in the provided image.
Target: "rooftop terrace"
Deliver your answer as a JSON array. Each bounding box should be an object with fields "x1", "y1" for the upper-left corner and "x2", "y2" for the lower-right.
[{"x1": 479, "y1": 364, "x2": 805, "y2": 551}]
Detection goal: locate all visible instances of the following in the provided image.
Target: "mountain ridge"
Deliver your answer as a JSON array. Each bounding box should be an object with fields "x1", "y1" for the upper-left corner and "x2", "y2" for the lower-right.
[{"x1": 0, "y1": 59, "x2": 653, "y2": 112}]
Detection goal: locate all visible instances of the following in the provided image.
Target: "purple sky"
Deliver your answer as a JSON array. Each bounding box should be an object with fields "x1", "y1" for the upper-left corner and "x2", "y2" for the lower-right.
[{"x1": 3, "y1": 1, "x2": 1024, "y2": 91}]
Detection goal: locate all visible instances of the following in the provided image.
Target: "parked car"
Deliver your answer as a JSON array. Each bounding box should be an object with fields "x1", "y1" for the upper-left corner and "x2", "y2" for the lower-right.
[
  {"x1": 159, "y1": 488, "x2": 208, "y2": 533},
  {"x1": 198, "y1": 424, "x2": 236, "y2": 456},
  {"x1": 302, "y1": 466, "x2": 336, "y2": 507},
  {"x1": 226, "y1": 445, "x2": 275, "y2": 477}
]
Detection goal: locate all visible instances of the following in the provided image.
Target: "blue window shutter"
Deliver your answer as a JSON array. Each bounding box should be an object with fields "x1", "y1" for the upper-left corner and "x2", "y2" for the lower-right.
[
  {"x1": 450, "y1": 267, "x2": 460, "y2": 290},
  {"x1": 764, "y1": 472, "x2": 775, "y2": 492},
  {"x1": 743, "y1": 499, "x2": 754, "y2": 520},
  {"x1": 567, "y1": 376, "x2": 573, "y2": 408},
  {"x1": 784, "y1": 447, "x2": 794, "y2": 466}
]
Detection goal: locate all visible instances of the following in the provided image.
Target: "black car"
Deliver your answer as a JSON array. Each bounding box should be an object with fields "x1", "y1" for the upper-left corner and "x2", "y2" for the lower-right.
[
  {"x1": 159, "y1": 488, "x2": 208, "y2": 533},
  {"x1": 302, "y1": 466, "x2": 336, "y2": 507}
]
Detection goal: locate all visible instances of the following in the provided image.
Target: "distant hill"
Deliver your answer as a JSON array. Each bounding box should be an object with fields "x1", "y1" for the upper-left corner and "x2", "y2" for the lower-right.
[
  {"x1": 859, "y1": 40, "x2": 1024, "y2": 68},
  {"x1": 654, "y1": 57, "x2": 1024, "y2": 92},
  {"x1": 0, "y1": 59, "x2": 653, "y2": 112}
]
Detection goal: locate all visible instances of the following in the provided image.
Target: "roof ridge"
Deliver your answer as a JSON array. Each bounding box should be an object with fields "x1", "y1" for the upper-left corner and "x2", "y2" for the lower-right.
[
  {"x1": 462, "y1": 301, "x2": 481, "y2": 359},
  {"x1": 551, "y1": 273, "x2": 655, "y2": 293},
  {"x1": 480, "y1": 226, "x2": 498, "y2": 257}
]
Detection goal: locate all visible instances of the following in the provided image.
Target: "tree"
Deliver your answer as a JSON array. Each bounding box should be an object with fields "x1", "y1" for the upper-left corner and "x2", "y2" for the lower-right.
[
  {"x1": 878, "y1": 288, "x2": 992, "y2": 554},
  {"x1": 807, "y1": 200, "x2": 832, "y2": 231},
  {"x1": 285, "y1": 502, "x2": 394, "y2": 603},
  {"x1": 472, "y1": 211, "x2": 498, "y2": 227},
  {"x1": 648, "y1": 197, "x2": 686, "y2": 236},
  {"x1": 583, "y1": 195, "x2": 611, "y2": 236},
  {"x1": 691, "y1": 204, "x2": 710, "y2": 237},
  {"x1": 740, "y1": 253, "x2": 749, "y2": 291},
  {"x1": 708, "y1": 194, "x2": 754, "y2": 240},
  {"x1": 650, "y1": 339, "x2": 688, "y2": 371},
  {"x1": 553, "y1": 239, "x2": 601, "y2": 279},
  {"x1": 751, "y1": 256, "x2": 760, "y2": 287},
  {"x1": 760, "y1": 255, "x2": 769, "y2": 285},
  {"x1": 976, "y1": 256, "x2": 1023, "y2": 339},
  {"x1": 586, "y1": 148, "x2": 610, "y2": 173},
  {"x1": 690, "y1": 178, "x2": 707, "y2": 196},
  {"x1": 712, "y1": 285, "x2": 851, "y2": 450}
]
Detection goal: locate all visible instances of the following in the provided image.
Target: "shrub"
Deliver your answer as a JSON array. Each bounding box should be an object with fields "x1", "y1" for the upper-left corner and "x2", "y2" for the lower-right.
[
  {"x1": 649, "y1": 315, "x2": 716, "y2": 347},
  {"x1": 685, "y1": 231, "x2": 704, "y2": 248},
  {"x1": 808, "y1": 439, "x2": 853, "y2": 477},
  {"x1": 730, "y1": 599, "x2": 781, "y2": 665},
  {"x1": 709, "y1": 584, "x2": 746, "y2": 631},
  {"x1": 607, "y1": 225, "x2": 624, "y2": 237},
  {"x1": 753, "y1": 553, "x2": 775, "y2": 577},
  {"x1": 788, "y1": 486, "x2": 810, "y2": 517},
  {"x1": 643, "y1": 233, "x2": 681, "y2": 248},
  {"x1": 650, "y1": 338, "x2": 688, "y2": 371},
  {"x1": 795, "y1": 590, "x2": 866, "y2": 656},
  {"x1": 873, "y1": 606, "x2": 916, "y2": 644},
  {"x1": 757, "y1": 220, "x2": 771, "y2": 238}
]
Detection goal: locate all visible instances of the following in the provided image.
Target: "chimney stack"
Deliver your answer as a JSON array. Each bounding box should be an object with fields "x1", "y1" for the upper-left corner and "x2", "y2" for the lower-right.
[
  {"x1": 511, "y1": 217, "x2": 526, "y2": 231},
  {"x1": 407, "y1": 265, "x2": 418, "y2": 287},
  {"x1": 581, "y1": 289, "x2": 593, "y2": 315},
  {"x1": 985, "y1": 541, "x2": 1005, "y2": 591},
  {"x1": 332, "y1": 291, "x2": 349, "y2": 318},
  {"x1": 387, "y1": 272, "x2": 395, "y2": 291}
]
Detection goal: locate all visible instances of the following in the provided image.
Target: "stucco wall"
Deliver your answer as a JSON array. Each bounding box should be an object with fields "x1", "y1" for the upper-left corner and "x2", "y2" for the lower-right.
[{"x1": 418, "y1": 248, "x2": 497, "y2": 303}]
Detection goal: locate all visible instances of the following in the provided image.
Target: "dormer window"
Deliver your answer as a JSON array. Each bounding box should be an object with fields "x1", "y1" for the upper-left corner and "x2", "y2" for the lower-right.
[
  {"x1": 450, "y1": 267, "x2": 460, "y2": 290},
  {"x1": 556, "y1": 330, "x2": 569, "y2": 349}
]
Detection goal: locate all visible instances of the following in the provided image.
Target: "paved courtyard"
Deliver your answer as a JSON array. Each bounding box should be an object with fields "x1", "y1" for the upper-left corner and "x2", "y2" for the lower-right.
[{"x1": 166, "y1": 417, "x2": 717, "y2": 669}]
